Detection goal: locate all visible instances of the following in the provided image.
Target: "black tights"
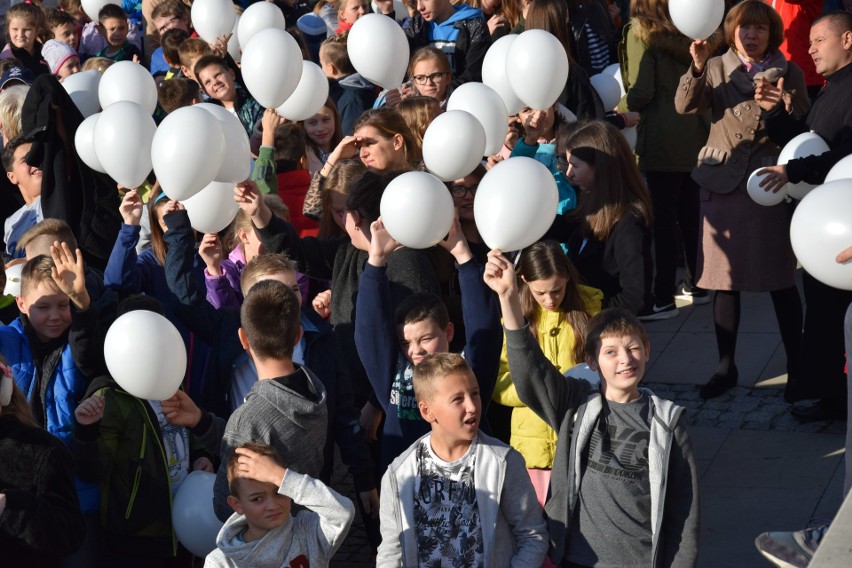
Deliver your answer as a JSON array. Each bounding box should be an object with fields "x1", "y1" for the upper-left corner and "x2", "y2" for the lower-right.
[{"x1": 713, "y1": 287, "x2": 802, "y2": 379}]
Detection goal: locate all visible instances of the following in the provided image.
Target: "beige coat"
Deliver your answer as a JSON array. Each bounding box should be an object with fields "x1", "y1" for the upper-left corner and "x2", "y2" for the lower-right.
[{"x1": 674, "y1": 48, "x2": 809, "y2": 291}]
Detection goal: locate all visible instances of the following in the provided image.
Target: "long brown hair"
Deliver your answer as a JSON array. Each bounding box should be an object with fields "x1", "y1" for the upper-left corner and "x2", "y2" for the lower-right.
[
  {"x1": 524, "y1": 0, "x2": 578, "y2": 65},
  {"x1": 518, "y1": 241, "x2": 591, "y2": 363},
  {"x1": 630, "y1": 0, "x2": 680, "y2": 36},
  {"x1": 561, "y1": 120, "x2": 653, "y2": 239},
  {"x1": 468, "y1": 0, "x2": 521, "y2": 28},
  {"x1": 147, "y1": 185, "x2": 171, "y2": 266},
  {"x1": 300, "y1": 97, "x2": 344, "y2": 158},
  {"x1": 352, "y1": 107, "x2": 422, "y2": 167}
]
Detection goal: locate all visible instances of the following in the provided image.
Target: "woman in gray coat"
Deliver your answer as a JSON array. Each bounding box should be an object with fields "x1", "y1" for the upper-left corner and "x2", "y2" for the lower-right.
[{"x1": 674, "y1": 0, "x2": 809, "y2": 399}]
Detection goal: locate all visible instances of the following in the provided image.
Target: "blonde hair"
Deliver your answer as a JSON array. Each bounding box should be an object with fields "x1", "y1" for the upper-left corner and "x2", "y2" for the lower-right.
[
  {"x1": 397, "y1": 96, "x2": 440, "y2": 150},
  {"x1": 81, "y1": 57, "x2": 114, "y2": 73},
  {"x1": 19, "y1": 255, "x2": 59, "y2": 298},
  {"x1": 412, "y1": 352, "x2": 473, "y2": 403},
  {"x1": 239, "y1": 253, "x2": 298, "y2": 296},
  {"x1": 17, "y1": 218, "x2": 78, "y2": 254},
  {"x1": 0, "y1": 85, "x2": 29, "y2": 141}
]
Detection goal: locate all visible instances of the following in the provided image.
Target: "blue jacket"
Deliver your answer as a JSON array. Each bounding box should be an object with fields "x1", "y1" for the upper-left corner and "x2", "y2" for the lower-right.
[
  {"x1": 104, "y1": 223, "x2": 212, "y2": 402},
  {"x1": 0, "y1": 317, "x2": 100, "y2": 513},
  {"x1": 355, "y1": 259, "x2": 503, "y2": 471}
]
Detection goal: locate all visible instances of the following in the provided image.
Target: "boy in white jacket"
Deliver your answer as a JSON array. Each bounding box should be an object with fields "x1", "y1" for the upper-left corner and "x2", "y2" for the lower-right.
[
  {"x1": 205, "y1": 442, "x2": 355, "y2": 568},
  {"x1": 377, "y1": 353, "x2": 548, "y2": 567}
]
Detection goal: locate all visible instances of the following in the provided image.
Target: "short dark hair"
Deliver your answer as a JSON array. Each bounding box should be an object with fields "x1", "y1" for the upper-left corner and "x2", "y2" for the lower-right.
[
  {"x1": 2, "y1": 135, "x2": 31, "y2": 173},
  {"x1": 193, "y1": 54, "x2": 228, "y2": 83},
  {"x1": 227, "y1": 442, "x2": 284, "y2": 496},
  {"x1": 161, "y1": 28, "x2": 190, "y2": 65},
  {"x1": 583, "y1": 308, "x2": 650, "y2": 362},
  {"x1": 98, "y1": 3, "x2": 128, "y2": 23},
  {"x1": 240, "y1": 279, "x2": 301, "y2": 360},
  {"x1": 116, "y1": 295, "x2": 165, "y2": 317},
  {"x1": 151, "y1": 0, "x2": 188, "y2": 22},
  {"x1": 345, "y1": 170, "x2": 403, "y2": 224},
  {"x1": 273, "y1": 123, "x2": 307, "y2": 170},
  {"x1": 395, "y1": 292, "x2": 450, "y2": 328},
  {"x1": 158, "y1": 77, "x2": 200, "y2": 114},
  {"x1": 724, "y1": 0, "x2": 785, "y2": 53},
  {"x1": 814, "y1": 11, "x2": 852, "y2": 35},
  {"x1": 45, "y1": 7, "x2": 77, "y2": 31}
]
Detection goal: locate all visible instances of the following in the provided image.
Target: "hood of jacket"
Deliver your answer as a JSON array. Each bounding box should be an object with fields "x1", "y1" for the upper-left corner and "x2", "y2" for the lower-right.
[
  {"x1": 337, "y1": 72, "x2": 374, "y2": 91},
  {"x1": 431, "y1": 5, "x2": 483, "y2": 39},
  {"x1": 249, "y1": 368, "x2": 328, "y2": 425},
  {"x1": 631, "y1": 19, "x2": 724, "y2": 64},
  {"x1": 214, "y1": 512, "x2": 295, "y2": 568}
]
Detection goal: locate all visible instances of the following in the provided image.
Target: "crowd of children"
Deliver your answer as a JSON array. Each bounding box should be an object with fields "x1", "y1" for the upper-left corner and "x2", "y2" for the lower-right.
[{"x1": 15, "y1": 0, "x2": 852, "y2": 567}]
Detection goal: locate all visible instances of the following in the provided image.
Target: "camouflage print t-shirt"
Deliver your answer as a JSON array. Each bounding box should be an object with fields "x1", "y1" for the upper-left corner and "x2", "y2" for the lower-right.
[{"x1": 413, "y1": 435, "x2": 484, "y2": 567}]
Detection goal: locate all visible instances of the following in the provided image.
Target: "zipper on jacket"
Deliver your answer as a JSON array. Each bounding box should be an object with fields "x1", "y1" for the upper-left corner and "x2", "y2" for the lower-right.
[
  {"x1": 125, "y1": 425, "x2": 147, "y2": 520},
  {"x1": 140, "y1": 400, "x2": 179, "y2": 556}
]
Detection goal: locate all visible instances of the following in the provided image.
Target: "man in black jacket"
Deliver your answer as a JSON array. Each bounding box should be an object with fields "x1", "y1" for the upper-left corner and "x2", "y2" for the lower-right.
[{"x1": 756, "y1": 11, "x2": 852, "y2": 422}]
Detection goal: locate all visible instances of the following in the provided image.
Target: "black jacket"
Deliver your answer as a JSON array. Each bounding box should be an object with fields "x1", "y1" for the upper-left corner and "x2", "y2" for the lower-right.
[
  {"x1": 403, "y1": 13, "x2": 491, "y2": 88},
  {"x1": 764, "y1": 62, "x2": 852, "y2": 185}
]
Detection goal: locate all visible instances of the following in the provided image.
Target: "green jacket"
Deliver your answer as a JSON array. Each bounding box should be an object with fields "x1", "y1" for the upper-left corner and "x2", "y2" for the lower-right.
[
  {"x1": 617, "y1": 21, "x2": 718, "y2": 172},
  {"x1": 73, "y1": 383, "x2": 219, "y2": 558}
]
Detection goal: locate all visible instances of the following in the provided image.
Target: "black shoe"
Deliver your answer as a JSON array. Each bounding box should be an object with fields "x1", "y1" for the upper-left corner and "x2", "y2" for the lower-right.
[
  {"x1": 791, "y1": 399, "x2": 847, "y2": 423},
  {"x1": 699, "y1": 369, "x2": 738, "y2": 399},
  {"x1": 638, "y1": 302, "x2": 680, "y2": 321},
  {"x1": 675, "y1": 281, "x2": 711, "y2": 306}
]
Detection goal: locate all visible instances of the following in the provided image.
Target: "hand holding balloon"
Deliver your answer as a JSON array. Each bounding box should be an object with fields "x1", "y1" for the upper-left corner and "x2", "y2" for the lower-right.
[
  {"x1": 74, "y1": 395, "x2": 105, "y2": 426},
  {"x1": 161, "y1": 390, "x2": 203, "y2": 428},
  {"x1": 209, "y1": 34, "x2": 232, "y2": 58},
  {"x1": 690, "y1": 40, "x2": 710, "y2": 74},
  {"x1": 837, "y1": 247, "x2": 852, "y2": 264},
  {"x1": 757, "y1": 164, "x2": 789, "y2": 193},
  {"x1": 233, "y1": 180, "x2": 271, "y2": 227},
  {"x1": 483, "y1": 249, "x2": 517, "y2": 298},
  {"x1": 522, "y1": 109, "x2": 549, "y2": 145},
  {"x1": 198, "y1": 233, "x2": 224, "y2": 276},
  {"x1": 367, "y1": 218, "x2": 400, "y2": 267},
  {"x1": 160, "y1": 199, "x2": 185, "y2": 217},
  {"x1": 438, "y1": 212, "x2": 473, "y2": 265},
  {"x1": 261, "y1": 108, "x2": 285, "y2": 147},
  {"x1": 119, "y1": 189, "x2": 143, "y2": 225}
]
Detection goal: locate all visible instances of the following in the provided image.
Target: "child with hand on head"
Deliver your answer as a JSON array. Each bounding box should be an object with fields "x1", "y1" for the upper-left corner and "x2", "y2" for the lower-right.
[
  {"x1": 95, "y1": 4, "x2": 141, "y2": 62},
  {"x1": 0, "y1": 3, "x2": 50, "y2": 76},
  {"x1": 484, "y1": 249, "x2": 700, "y2": 568},
  {"x1": 0, "y1": 359, "x2": 86, "y2": 565},
  {"x1": 491, "y1": 241, "x2": 601, "y2": 506},
  {"x1": 377, "y1": 353, "x2": 549, "y2": 567},
  {"x1": 72, "y1": 296, "x2": 221, "y2": 566},
  {"x1": 42, "y1": 39, "x2": 81, "y2": 82},
  {"x1": 206, "y1": 441, "x2": 355, "y2": 567},
  {"x1": 355, "y1": 214, "x2": 503, "y2": 471}
]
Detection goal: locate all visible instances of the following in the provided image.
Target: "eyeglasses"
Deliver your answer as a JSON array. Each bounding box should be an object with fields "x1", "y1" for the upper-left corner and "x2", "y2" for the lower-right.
[
  {"x1": 412, "y1": 72, "x2": 447, "y2": 86},
  {"x1": 157, "y1": 16, "x2": 181, "y2": 34},
  {"x1": 450, "y1": 184, "x2": 478, "y2": 198}
]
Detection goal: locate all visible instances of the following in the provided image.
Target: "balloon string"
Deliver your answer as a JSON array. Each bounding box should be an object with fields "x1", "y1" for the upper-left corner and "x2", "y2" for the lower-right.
[{"x1": 512, "y1": 249, "x2": 524, "y2": 269}]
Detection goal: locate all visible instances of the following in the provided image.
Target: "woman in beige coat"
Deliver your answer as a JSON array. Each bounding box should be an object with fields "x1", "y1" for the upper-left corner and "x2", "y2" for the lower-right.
[{"x1": 674, "y1": 0, "x2": 808, "y2": 399}]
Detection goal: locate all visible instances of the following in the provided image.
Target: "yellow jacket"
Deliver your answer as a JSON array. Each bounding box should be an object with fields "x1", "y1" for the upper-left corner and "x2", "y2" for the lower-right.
[{"x1": 492, "y1": 285, "x2": 603, "y2": 469}]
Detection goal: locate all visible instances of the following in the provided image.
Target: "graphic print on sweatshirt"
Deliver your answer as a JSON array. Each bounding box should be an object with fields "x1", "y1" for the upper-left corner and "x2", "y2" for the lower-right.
[
  {"x1": 584, "y1": 402, "x2": 650, "y2": 482},
  {"x1": 413, "y1": 437, "x2": 484, "y2": 567}
]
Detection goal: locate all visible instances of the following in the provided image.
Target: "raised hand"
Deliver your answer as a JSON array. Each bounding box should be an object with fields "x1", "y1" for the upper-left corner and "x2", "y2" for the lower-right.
[
  {"x1": 233, "y1": 446, "x2": 287, "y2": 486},
  {"x1": 312, "y1": 289, "x2": 332, "y2": 320},
  {"x1": 483, "y1": 249, "x2": 517, "y2": 298},
  {"x1": 755, "y1": 76, "x2": 786, "y2": 112},
  {"x1": 690, "y1": 40, "x2": 710, "y2": 74},
  {"x1": 438, "y1": 211, "x2": 473, "y2": 264},
  {"x1": 119, "y1": 189, "x2": 144, "y2": 226},
  {"x1": 75, "y1": 395, "x2": 105, "y2": 426},
  {"x1": 50, "y1": 241, "x2": 90, "y2": 310},
  {"x1": 160, "y1": 390, "x2": 202, "y2": 428},
  {"x1": 367, "y1": 218, "x2": 400, "y2": 267},
  {"x1": 198, "y1": 233, "x2": 224, "y2": 276},
  {"x1": 210, "y1": 33, "x2": 232, "y2": 58}
]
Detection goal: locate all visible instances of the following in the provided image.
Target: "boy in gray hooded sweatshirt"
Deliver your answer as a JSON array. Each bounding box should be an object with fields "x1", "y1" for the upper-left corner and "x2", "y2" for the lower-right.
[{"x1": 205, "y1": 442, "x2": 355, "y2": 568}]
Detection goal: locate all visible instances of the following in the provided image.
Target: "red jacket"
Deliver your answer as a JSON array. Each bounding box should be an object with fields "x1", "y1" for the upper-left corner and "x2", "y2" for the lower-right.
[{"x1": 277, "y1": 170, "x2": 319, "y2": 237}]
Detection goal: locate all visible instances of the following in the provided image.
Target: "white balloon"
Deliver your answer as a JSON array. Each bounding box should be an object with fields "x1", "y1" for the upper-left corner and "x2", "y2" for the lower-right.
[
  {"x1": 669, "y1": 0, "x2": 724, "y2": 40},
  {"x1": 93, "y1": 101, "x2": 157, "y2": 189},
  {"x1": 241, "y1": 28, "x2": 303, "y2": 108},
  {"x1": 63, "y1": 70, "x2": 101, "y2": 118},
  {"x1": 474, "y1": 157, "x2": 559, "y2": 251},
  {"x1": 152, "y1": 106, "x2": 226, "y2": 201},
  {"x1": 590, "y1": 72, "x2": 622, "y2": 111},
  {"x1": 104, "y1": 311, "x2": 187, "y2": 400},
  {"x1": 778, "y1": 132, "x2": 831, "y2": 200},
  {"x1": 238, "y1": 2, "x2": 286, "y2": 48},
  {"x1": 506, "y1": 29, "x2": 569, "y2": 110},
  {"x1": 826, "y1": 155, "x2": 852, "y2": 183},
  {"x1": 747, "y1": 169, "x2": 787, "y2": 206},
  {"x1": 447, "y1": 83, "x2": 509, "y2": 156},
  {"x1": 371, "y1": 0, "x2": 407, "y2": 22},
  {"x1": 790, "y1": 179, "x2": 852, "y2": 290},
  {"x1": 74, "y1": 113, "x2": 106, "y2": 173},
  {"x1": 482, "y1": 35, "x2": 524, "y2": 115},
  {"x1": 380, "y1": 172, "x2": 455, "y2": 249},
  {"x1": 602, "y1": 63, "x2": 626, "y2": 98},
  {"x1": 182, "y1": 181, "x2": 241, "y2": 234},
  {"x1": 98, "y1": 61, "x2": 159, "y2": 115},
  {"x1": 196, "y1": 103, "x2": 252, "y2": 183},
  {"x1": 172, "y1": 471, "x2": 223, "y2": 558},
  {"x1": 276, "y1": 61, "x2": 330, "y2": 121},
  {"x1": 191, "y1": 0, "x2": 237, "y2": 44},
  {"x1": 347, "y1": 14, "x2": 409, "y2": 89},
  {"x1": 622, "y1": 126, "x2": 637, "y2": 150},
  {"x1": 228, "y1": 15, "x2": 241, "y2": 63},
  {"x1": 81, "y1": 0, "x2": 119, "y2": 21},
  {"x1": 422, "y1": 110, "x2": 487, "y2": 181}
]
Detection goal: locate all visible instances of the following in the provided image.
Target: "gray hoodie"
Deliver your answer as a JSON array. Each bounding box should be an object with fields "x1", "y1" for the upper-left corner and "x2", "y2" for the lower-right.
[
  {"x1": 213, "y1": 368, "x2": 329, "y2": 521},
  {"x1": 204, "y1": 471, "x2": 355, "y2": 568}
]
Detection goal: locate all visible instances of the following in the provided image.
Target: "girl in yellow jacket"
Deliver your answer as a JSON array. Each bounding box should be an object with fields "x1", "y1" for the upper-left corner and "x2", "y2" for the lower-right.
[{"x1": 493, "y1": 240, "x2": 602, "y2": 506}]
